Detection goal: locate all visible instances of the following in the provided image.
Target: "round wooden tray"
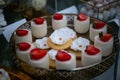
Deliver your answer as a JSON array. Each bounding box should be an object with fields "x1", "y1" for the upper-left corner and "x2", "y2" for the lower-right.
[{"x1": 10, "y1": 14, "x2": 119, "y2": 80}]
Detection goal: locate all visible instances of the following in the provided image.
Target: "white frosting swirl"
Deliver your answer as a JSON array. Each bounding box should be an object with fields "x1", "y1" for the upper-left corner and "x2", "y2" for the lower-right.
[
  {"x1": 71, "y1": 37, "x2": 90, "y2": 51},
  {"x1": 48, "y1": 49, "x2": 58, "y2": 60},
  {"x1": 50, "y1": 27, "x2": 76, "y2": 45},
  {"x1": 35, "y1": 37, "x2": 49, "y2": 49}
]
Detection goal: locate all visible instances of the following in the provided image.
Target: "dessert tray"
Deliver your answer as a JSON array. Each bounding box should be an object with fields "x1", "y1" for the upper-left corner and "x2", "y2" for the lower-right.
[{"x1": 10, "y1": 14, "x2": 119, "y2": 80}]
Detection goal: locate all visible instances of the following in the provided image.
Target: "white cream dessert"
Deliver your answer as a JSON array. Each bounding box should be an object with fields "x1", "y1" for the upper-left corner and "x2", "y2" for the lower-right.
[
  {"x1": 35, "y1": 37, "x2": 49, "y2": 49},
  {"x1": 52, "y1": 13, "x2": 67, "y2": 30},
  {"x1": 14, "y1": 29, "x2": 32, "y2": 44},
  {"x1": 71, "y1": 37, "x2": 90, "y2": 51},
  {"x1": 50, "y1": 27, "x2": 76, "y2": 45},
  {"x1": 74, "y1": 13, "x2": 90, "y2": 34},
  {"x1": 81, "y1": 45, "x2": 102, "y2": 66},
  {"x1": 16, "y1": 42, "x2": 35, "y2": 63},
  {"x1": 31, "y1": 17, "x2": 47, "y2": 38},
  {"x1": 89, "y1": 21, "x2": 107, "y2": 41},
  {"x1": 94, "y1": 32, "x2": 113, "y2": 57},
  {"x1": 29, "y1": 48, "x2": 49, "y2": 69},
  {"x1": 55, "y1": 50, "x2": 76, "y2": 70}
]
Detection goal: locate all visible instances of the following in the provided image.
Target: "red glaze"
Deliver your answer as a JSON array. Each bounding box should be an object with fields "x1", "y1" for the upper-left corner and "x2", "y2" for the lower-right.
[
  {"x1": 85, "y1": 45, "x2": 100, "y2": 55},
  {"x1": 30, "y1": 48, "x2": 47, "y2": 60},
  {"x1": 16, "y1": 29, "x2": 28, "y2": 36},
  {"x1": 99, "y1": 33, "x2": 112, "y2": 42},
  {"x1": 18, "y1": 42, "x2": 31, "y2": 51},
  {"x1": 93, "y1": 21, "x2": 106, "y2": 29},
  {"x1": 53, "y1": 14, "x2": 63, "y2": 20},
  {"x1": 34, "y1": 17, "x2": 44, "y2": 24},
  {"x1": 77, "y1": 13, "x2": 88, "y2": 21},
  {"x1": 56, "y1": 50, "x2": 71, "y2": 61}
]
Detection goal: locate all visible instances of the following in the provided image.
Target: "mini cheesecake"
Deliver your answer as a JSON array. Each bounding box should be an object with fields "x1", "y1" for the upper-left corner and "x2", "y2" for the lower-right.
[
  {"x1": 81, "y1": 45, "x2": 102, "y2": 66},
  {"x1": 52, "y1": 13, "x2": 67, "y2": 30},
  {"x1": 31, "y1": 17, "x2": 47, "y2": 38},
  {"x1": 89, "y1": 21, "x2": 107, "y2": 41},
  {"x1": 55, "y1": 50, "x2": 76, "y2": 70},
  {"x1": 94, "y1": 32, "x2": 113, "y2": 57},
  {"x1": 16, "y1": 42, "x2": 35, "y2": 63},
  {"x1": 14, "y1": 29, "x2": 32, "y2": 44},
  {"x1": 74, "y1": 13, "x2": 90, "y2": 34},
  {"x1": 29, "y1": 48, "x2": 49, "y2": 69}
]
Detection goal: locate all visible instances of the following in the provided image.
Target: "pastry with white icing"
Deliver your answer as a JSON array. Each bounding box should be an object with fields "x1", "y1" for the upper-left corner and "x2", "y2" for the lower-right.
[
  {"x1": 71, "y1": 37, "x2": 90, "y2": 51},
  {"x1": 35, "y1": 37, "x2": 49, "y2": 49},
  {"x1": 69, "y1": 37, "x2": 90, "y2": 58},
  {"x1": 47, "y1": 27, "x2": 76, "y2": 50}
]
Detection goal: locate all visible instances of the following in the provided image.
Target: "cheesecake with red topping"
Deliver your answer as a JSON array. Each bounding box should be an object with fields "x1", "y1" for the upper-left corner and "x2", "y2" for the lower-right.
[
  {"x1": 52, "y1": 13, "x2": 67, "y2": 30},
  {"x1": 14, "y1": 29, "x2": 32, "y2": 44},
  {"x1": 16, "y1": 42, "x2": 35, "y2": 63},
  {"x1": 31, "y1": 17, "x2": 47, "y2": 38},
  {"x1": 55, "y1": 50, "x2": 76, "y2": 70},
  {"x1": 89, "y1": 21, "x2": 107, "y2": 41},
  {"x1": 74, "y1": 13, "x2": 90, "y2": 34},
  {"x1": 81, "y1": 45, "x2": 102, "y2": 66},
  {"x1": 29, "y1": 48, "x2": 49, "y2": 69},
  {"x1": 94, "y1": 32, "x2": 113, "y2": 57}
]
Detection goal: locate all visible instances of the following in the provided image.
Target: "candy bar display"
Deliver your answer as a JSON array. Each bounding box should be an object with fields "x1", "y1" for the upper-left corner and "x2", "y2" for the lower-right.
[{"x1": 79, "y1": 0, "x2": 120, "y2": 21}]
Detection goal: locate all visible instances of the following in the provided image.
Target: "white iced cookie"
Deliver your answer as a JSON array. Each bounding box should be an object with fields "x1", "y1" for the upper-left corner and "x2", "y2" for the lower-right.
[
  {"x1": 55, "y1": 50, "x2": 76, "y2": 70},
  {"x1": 16, "y1": 42, "x2": 36, "y2": 63},
  {"x1": 52, "y1": 13, "x2": 67, "y2": 30},
  {"x1": 74, "y1": 13, "x2": 90, "y2": 34},
  {"x1": 47, "y1": 49, "x2": 58, "y2": 60},
  {"x1": 89, "y1": 21, "x2": 107, "y2": 41},
  {"x1": 71, "y1": 37, "x2": 90, "y2": 51},
  {"x1": 35, "y1": 37, "x2": 49, "y2": 49},
  {"x1": 94, "y1": 32, "x2": 113, "y2": 57},
  {"x1": 29, "y1": 48, "x2": 49, "y2": 69},
  {"x1": 14, "y1": 29, "x2": 32, "y2": 44},
  {"x1": 31, "y1": 17, "x2": 47, "y2": 38},
  {"x1": 81, "y1": 45, "x2": 102, "y2": 66},
  {"x1": 50, "y1": 27, "x2": 76, "y2": 45}
]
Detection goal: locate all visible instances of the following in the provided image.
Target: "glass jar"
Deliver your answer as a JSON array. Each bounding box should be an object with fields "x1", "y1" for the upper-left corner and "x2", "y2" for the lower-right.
[{"x1": 78, "y1": 0, "x2": 120, "y2": 21}]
